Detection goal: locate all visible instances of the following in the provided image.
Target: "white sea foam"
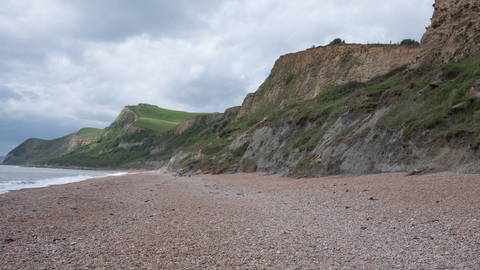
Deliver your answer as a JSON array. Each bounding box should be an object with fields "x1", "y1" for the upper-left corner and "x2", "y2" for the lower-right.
[{"x1": 0, "y1": 166, "x2": 126, "y2": 194}]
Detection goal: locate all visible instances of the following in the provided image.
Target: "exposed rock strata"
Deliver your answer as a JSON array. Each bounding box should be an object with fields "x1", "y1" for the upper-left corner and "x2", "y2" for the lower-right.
[
  {"x1": 237, "y1": 45, "x2": 419, "y2": 118},
  {"x1": 171, "y1": 106, "x2": 241, "y2": 135},
  {"x1": 166, "y1": 0, "x2": 480, "y2": 176},
  {"x1": 224, "y1": 108, "x2": 480, "y2": 176},
  {"x1": 412, "y1": 0, "x2": 480, "y2": 72}
]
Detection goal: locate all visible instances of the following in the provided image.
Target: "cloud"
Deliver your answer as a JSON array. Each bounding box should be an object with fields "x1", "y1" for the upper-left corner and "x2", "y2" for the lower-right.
[
  {"x1": 0, "y1": 85, "x2": 21, "y2": 100},
  {"x1": 0, "y1": 0, "x2": 435, "y2": 155}
]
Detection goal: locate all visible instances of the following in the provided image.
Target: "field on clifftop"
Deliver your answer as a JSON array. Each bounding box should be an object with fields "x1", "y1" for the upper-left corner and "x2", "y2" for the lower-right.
[{"x1": 129, "y1": 104, "x2": 213, "y2": 134}]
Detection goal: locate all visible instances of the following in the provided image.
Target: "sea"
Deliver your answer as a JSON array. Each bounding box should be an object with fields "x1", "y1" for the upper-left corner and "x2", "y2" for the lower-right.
[{"x1": 0, "y1": 165, "x2": 126, "y2": 194}]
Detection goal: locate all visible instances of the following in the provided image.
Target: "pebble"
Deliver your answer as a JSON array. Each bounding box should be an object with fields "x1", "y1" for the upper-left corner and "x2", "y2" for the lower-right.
[{"x1": 1, "y1": 171, "x2": 479, "y2": 269}]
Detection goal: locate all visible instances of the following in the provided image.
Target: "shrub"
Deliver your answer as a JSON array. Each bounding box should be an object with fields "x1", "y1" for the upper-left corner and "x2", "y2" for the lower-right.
[
  {"x1": 331, "y1": 81, "x2": 366, "y2": 95},
  {"x1": 247, "y1": 118, "x2": 259, "y2": 127},
  {"x1": 328, "y1": 38, "x2": 343, "y2": 45},
  {"x1": 400, "y1": 39, "x2": 420, "y2": 46}
]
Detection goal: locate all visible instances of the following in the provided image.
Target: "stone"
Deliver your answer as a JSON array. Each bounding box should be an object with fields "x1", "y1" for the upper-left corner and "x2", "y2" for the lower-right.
[
  {"x1": 468, "y1": 87, "x2": 480, "y2": 101},
  {"x1": 451, "y1": 102, "x2": 467, "y2": 111},
  {"x1": 429, "y1": 72, "x2": 445, "y2": 88}
]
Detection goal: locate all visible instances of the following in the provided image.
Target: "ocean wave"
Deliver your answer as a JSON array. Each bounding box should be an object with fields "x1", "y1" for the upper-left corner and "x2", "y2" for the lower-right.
[{"x1": 0, "y1": 171, "x2": 127, "y2": 194}]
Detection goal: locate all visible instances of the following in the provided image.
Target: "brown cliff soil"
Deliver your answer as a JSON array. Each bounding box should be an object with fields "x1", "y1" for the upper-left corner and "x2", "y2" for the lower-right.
[
  {"x1": 114, "y1": 106, "x2": 138, "y2": 123},
  {"x1": 237, "y1": 45, "x2": 419, "y2": 118},
  {"x1": 412, "y1": 0, "x2": 480, "y2": 73}
]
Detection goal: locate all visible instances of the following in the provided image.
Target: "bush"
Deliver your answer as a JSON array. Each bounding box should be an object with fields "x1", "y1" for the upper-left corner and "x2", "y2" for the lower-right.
[
  {"x1": 331, "y1": 81, "x2": 366, "y2": 95},
  {"x1": 328, "y1": 38, "x2": 343, "y2": 45},
  {"x1": 203, "y1": 143, "x2": 227, "y2": 155},
  {"x1": 247, "y1": 118, "x2": 259, "y2": 127},
  {"x1": 400, "y1": 39, "x2": 420, "y2": 46},
  {"x1": 219, "y1": 127, "x2": 240, "y2": 138}
]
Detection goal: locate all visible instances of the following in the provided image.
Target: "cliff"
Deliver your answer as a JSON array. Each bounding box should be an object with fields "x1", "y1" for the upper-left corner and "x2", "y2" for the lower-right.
[
  {"x1": 4, "y1": 104, "x2": 214, "y2": 168},
  {"x1": 3, "y1": 131, "x2": 98, "y2": 166},
  {"x1": 171, "y1": 106, "x2": 241, "y2": 135},
  {"x1": 237, "y1": 45, "x2": 419, "y2": 118},
  {"x1": 166, "y1": 0, "x2": 480, "y2": 176},
  {"x1": 412, "y1": 0, "x2": 480, "y2": 73}
]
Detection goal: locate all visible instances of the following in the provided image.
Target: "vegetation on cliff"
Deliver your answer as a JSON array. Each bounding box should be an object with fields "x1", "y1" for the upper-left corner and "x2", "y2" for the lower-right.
[
  {"x1": 6, "y1": 49, "x2": 480, "y2": 174},
  {"x1": 173, "y1": 50, "x2": 480, "y2": 175},
  {"x1": 128, "y1": 104, "x2": 213, "y2": 134},
  {"x1": 3, "y1": 104, "x2": 214, "y2": 167}
]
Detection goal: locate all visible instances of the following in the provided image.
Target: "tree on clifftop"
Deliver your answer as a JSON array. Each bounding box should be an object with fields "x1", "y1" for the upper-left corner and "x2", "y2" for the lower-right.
[
  {"x1": 400, "y1": 39, "x2": 420, "y2": 46},
  {"x1": 328, "y1": 38, "x2": 343, "y2": 45}
]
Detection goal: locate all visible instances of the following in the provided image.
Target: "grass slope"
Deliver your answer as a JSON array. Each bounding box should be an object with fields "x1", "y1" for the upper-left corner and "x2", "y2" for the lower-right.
[
  {"x1": 128, "y1": 104, "x2": 213, "y2": 134},
  {"x1": 76, "y1": 128, "x2": 102, "y2": 137},
  {"x1": 46, "y1": 104, "x2": 217, "y2": 168}
]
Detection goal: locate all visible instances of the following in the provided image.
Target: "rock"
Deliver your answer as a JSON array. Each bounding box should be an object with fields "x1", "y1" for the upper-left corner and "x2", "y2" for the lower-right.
[
  {"x1": 3, "y1": 238, "x2": 15, "y2": 244},
  {"x1": 452, "y1": 102, "x2": 467, "y2": 111},
  {"x1": 429, "y1": 72, "x2": 446, "y2": 88},
  {"x1": 412, "y1": 0, "x2": 480, "y2": 73},
  {"x1": 429, "y1": 79, "x2": 445, "y2": 88},
  {"x1": 468, "y1": 87, "x2": 480, "y2": 101}
]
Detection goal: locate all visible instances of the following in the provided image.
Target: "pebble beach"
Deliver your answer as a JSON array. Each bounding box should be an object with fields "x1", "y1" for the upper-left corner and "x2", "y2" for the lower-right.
[{"x1": 1, "y1": 171, "x2": 479, "y2": 269}]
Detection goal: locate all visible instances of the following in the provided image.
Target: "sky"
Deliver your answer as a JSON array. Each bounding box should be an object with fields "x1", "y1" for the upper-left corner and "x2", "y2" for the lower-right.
[{"x1": 0, "y1": 0, "x2": 434, "y2": 156}]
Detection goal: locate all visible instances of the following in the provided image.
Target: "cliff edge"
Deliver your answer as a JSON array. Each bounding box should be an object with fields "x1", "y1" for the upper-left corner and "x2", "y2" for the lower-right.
[{"x1": 237, "y1": 45, "x2": 419, "y2": 118}]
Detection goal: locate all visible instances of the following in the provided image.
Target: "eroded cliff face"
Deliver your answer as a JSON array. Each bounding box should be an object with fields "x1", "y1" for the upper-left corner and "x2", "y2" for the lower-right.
[
  {"x1": 171, "y1": 114, "x2": 223, "y2": 134},
  {"x1": 107, "y1": 106, "x2": 144, "y2": 134},
  {"x1": 228, "y1": 108, "x2": 480, "y2": 176},
  {"x1": 237, "y1": 45, "x2": 419, "y2": 118},
  {"x1": 166, "y1": 0, "x2": 480, "y2": 176},
  {"x1": 412, "y1": 0, "x2": 480, "y2": 73},
  {"x1": 170, "y1": 106, "x2": 241, "y2": 135}
]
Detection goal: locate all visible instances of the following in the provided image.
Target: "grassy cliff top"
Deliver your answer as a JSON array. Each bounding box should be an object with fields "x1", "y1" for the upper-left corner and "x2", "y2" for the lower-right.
[
  {"x1": 76, "y1": 128, "x2": 102, "y2": 137},
  {"x1": 128, "y1": 104, "x2": 214, "y2": 134}
]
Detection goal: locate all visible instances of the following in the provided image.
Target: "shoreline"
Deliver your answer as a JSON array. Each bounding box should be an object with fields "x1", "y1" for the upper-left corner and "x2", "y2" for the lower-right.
[
  {"x1": 0, "y1": 162, "x2": 149, "y2": 173},
  {"x1": 1, "y1": 171, "x2": 479, "y2": 268},
  {"x1": 0, "y1": 165, "x2": 136, "y2": 195}
]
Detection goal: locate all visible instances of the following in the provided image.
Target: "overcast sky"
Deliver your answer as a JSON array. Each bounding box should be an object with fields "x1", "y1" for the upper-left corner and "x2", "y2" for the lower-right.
[{"x1": 0, "y1": 0, "x2": 434, "y2": 156}]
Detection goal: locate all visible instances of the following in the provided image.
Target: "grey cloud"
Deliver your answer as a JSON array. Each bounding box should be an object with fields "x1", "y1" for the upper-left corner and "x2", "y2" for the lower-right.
[
  {"x1": 69, "y1": 0, "x2": 223, "y2": 41},
  {"x1": 0, "y1": 85, "x2": 21, "y2": 100},
  {"x1": 180, "y1": 74, "x2": 249, "y2": 112}
]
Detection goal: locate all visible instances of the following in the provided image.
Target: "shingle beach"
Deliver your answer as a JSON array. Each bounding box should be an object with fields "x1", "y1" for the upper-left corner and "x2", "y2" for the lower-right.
[{"x1": 1, "y1": 171, "x2": 479, "y2": 269}]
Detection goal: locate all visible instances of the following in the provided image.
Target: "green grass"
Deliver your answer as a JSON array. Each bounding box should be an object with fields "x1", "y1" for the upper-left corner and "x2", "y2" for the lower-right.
[
  {"x1": 128, "y1": 104, "x2": 214, "y2": 134},
  {"x1": 134, "y1": 118, "x2": 179, "y2": 134},
  {"x1": 378, "y1": 52, "x2": 480, "y2": 142},
  {"x1": 76, "y1": 128, "x2": 102, "y2": 137}
]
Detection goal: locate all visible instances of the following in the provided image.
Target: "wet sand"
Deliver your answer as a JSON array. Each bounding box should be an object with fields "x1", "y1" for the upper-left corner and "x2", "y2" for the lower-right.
[{"x1": 1, "y1": 171, "x2": 479, "y2": 269}]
